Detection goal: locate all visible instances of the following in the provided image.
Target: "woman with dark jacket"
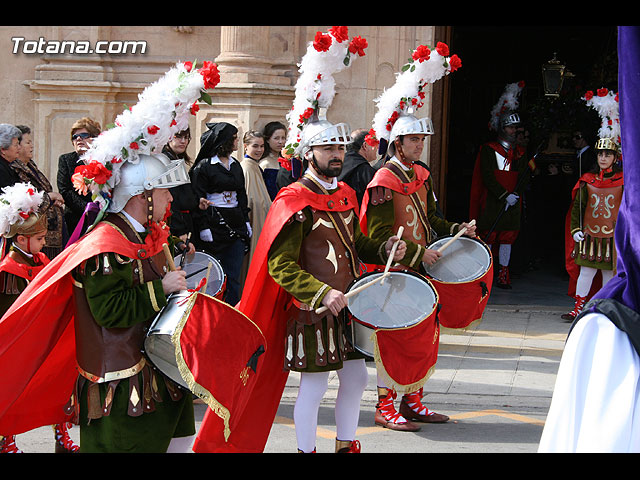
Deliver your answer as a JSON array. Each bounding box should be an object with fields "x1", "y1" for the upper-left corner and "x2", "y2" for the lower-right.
[
  {"x1": 56, "y1": 117, "x2": 101, "y2": 237},
  {"x1": 162, "y1": 128, "x2": 203, "y2": 251},
  {"x1": 190, "y1": 122, "x2": 250, "y2": 305}
]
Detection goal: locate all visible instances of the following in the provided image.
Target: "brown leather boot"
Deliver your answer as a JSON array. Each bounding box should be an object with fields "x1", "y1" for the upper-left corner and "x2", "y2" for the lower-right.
[
  {"x1": 374, "y1": 387, "x2": 420, "y2": 432},
  {"x1": 400, "y1": 388, "x2": 449, "y2": 423}
]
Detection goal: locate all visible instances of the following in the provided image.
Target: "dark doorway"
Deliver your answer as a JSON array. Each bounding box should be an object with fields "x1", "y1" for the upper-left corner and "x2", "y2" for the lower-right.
[{"x1": 445, "y1": 25, "x2": 617, "y2": 282}]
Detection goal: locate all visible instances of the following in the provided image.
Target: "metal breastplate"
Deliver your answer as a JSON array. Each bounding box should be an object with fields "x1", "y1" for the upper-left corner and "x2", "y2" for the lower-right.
[{"x1": 584, "y1": 184, "x2": 623, "y2": 238}]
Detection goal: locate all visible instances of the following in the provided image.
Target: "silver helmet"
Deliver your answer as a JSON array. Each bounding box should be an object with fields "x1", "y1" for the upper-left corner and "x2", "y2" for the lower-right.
[
  {"x1": 299, "y1": 109, "x2": 351, "y2": 157},
  {"x1": 388, "y1": 113, "x2": 434, "y2": 155},
  {"x1": 108, "y1": 153, "x2": 189, "y2": 213}
]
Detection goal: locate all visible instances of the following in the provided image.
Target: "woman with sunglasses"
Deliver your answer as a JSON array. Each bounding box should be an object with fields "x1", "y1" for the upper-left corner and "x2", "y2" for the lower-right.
[{"x1": 56, "y1": 117, "x2": 101, "y2": 237}]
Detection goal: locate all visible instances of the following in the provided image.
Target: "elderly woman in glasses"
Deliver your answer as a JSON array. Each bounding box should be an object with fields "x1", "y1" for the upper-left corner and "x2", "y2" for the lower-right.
[{"x1": 56, "y1": 117, "x2": 101, "y2": 237}]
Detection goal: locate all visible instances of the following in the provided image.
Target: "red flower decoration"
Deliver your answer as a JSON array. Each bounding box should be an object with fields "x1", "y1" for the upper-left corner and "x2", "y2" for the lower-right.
[
  {"x1": 299, "y1": 107, "x2": 315, "y2": 124},
  {"x1": 313, "y1": 32, "x2": 333, "y2": 52},
  {"x1": 184, "y1": 61, "x2": 193, "y2": 72},
  {"x1": 198, "y1": 61, "x2": 220, "y2": 90},
  {"x1": 147, "y1": 125, "x2": 159, "y2": 135},
  {"x1": 190, "y1": 103, "x2": 200, "y2": 115},
  {"x1": 129, "y1": 142, "x2": 139, "y2": 150},
  {"x1": 412, "y1": 45, "x2": 431, "y2": 63},
  {"x1": 584, "y1": 90, "x2": 594, "y2": 100},
  {"x1": 449, "y1": 54, "x2": 462, "y2": 72},
  {"x1": 518, "y1": 80, "x2": 526, "y2": 88},
  {"x1": 329, "y1": 26, "x2": 349, "y2": 43},
  {"x1": 348, "y1": 36, "x2": 368, "y2": 56},
  {"x1": 435, "y1": 42, "x2": 449, "y2": 57},
  {"x1": 19, "y1": 211, "x2": 30, "y2": 219},
  {"x1": 597, "y1": 88, "x2": 609, "y2": 97},
  {"x1": 76, "y1": 160, "x2": 112, "y2": 186},
  {"x1": 365, "y1": 129, "x2": 379, "y2": 147}
]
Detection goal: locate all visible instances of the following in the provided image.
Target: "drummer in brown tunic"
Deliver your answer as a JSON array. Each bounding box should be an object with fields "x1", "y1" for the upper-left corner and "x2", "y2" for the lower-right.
[
  {"x1": 359, "y1": 43, "x2": 472, "y2": 432},
  {"x1": 361, "y1": 110, "x2": 476, "y2": 432}
]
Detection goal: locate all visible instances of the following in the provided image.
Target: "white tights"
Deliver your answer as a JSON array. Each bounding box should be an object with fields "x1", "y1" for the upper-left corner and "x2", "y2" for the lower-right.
[
  {"x1": 576, "y1": 266, "x2": 614, "y2": 298},
  {"x1": 488, "y1": 244, "x2": 512, "y2": 267},
  {"x1": 294, "y1": 359, "x2": 369, "y2": 453}
]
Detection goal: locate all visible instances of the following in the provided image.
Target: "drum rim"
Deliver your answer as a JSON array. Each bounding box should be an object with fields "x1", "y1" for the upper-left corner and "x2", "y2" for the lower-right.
[
  {"x1": 175, "y1": 249, "x2": 227, "y2": 295},
  {"x1": 347, "y1": 268, "x2": 439, "y2": 330},
  {"x1": 423, "y1": 235, "x2": 492, "y2": 284}
]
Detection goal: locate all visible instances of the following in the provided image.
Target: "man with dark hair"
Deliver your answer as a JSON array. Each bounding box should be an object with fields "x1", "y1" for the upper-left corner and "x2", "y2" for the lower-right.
[{"x1": 338, "y1": 128, "x2": 378, "y2": 206}]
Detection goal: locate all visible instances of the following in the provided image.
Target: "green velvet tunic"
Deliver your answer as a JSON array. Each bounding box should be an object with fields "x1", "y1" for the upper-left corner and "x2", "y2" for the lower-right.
[
  {"x1": 73, "y1": 238, "x2": 195, "y2": 453},
  {"x1": 475, "y1": 144, "x2": 530, "y2": 233}
]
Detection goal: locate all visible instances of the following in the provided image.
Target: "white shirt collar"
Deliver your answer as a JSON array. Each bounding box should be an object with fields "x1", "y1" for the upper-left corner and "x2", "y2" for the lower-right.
[
  {"x1": 389, "y1": 156, "x2": 411, "y2": 171},
  {"x1": 209, "y1": 155, "x2": 236, "y2": 169},
  {"x1": 305, "y1": 168, "x2": 338, "y2": 190},
  {"x1": 122, "y1": 210, "x2": 146, "y2": 233}
]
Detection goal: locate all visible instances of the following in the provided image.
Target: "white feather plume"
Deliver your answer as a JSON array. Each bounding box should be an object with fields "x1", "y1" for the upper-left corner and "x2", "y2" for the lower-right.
[
  {"x1": 489, "y1": 81, "x2": 524, "y2": 131},
  {"x1": 284, "y1": 27, "x2": 367, "y2": 155},
  {"x1": 369, "y1": 44, "x2": 460, "y2": 144},
  {"x1": 0, "y1": 182, "x2": 44, "y2": 237},
  {"x1": 583, "y1": 88, "x2": 620, "y2": 141},
  {"x1": 78, "y1": 61, "x2": 216, "y2": 204}
]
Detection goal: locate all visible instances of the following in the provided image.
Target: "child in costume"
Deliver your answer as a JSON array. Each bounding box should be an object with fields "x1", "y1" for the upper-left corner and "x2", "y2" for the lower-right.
[
  {"x1": 562, "y1": 88, "x2": 622, "y2": 321},
  {"x1": 0, "y1": 182, "x2": 79, "y2": 453}
]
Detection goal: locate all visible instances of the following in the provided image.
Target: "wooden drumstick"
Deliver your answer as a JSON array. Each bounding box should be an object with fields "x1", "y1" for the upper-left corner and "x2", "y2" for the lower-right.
[
  {"x1": 314, "y1": 271, "x2": 390, "y2": 315},
  {"x1": 436, "y1": 219, "x2": 476, "y2": 254},
  {"x1": 381, "y1": 225, "x2": 404, "y2": 285},
  {"x1": 163, "y1": 243, "x2": 176, "y2": 271},
  {"x1": 200, "y1": 261, "x2": 213, "y2": 293}
]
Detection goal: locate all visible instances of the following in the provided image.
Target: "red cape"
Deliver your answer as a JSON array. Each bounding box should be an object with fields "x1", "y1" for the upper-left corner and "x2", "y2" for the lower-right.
[
  {"x1": 469, "y1": 142, "x2": 526, "y2": 222},
  {"x1": 0, "y1": 221, "x2": 170, "y2": 435},
  {"x1": 564, "y1": 170, "x2": 624, "y2": 298},
  {"x1": 193, "y1": 180, "x2": 358, "y2": 453},
  {"x1": 0, "y1": 251, "x2": 50, "y2": 281},
  {"x1": 359, "y1": 162, "x2": 430, "y2": 236}
]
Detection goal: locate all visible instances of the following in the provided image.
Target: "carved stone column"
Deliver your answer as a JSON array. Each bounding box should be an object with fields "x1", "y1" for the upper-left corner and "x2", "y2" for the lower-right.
[{"x1": 194, "y1": 26, "x2": 294, "y2": 156}]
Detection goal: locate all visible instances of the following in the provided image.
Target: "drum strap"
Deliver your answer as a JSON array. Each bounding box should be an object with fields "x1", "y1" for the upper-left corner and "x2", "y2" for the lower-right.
[
  {"x1": 299, "y1": 175, "x2": 359, "y2": 277},
  {"x1": 384, "y1": 163, "x2": 432, "y2": 242}
]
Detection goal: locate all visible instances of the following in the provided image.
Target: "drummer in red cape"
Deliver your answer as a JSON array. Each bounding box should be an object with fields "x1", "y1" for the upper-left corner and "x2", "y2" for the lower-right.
[
  {"x1": 194, "y1": 26, "x2": 406, "y2": 454},
  {"x1": 359, "y1": 43, "x2": 475, "y2": 432},
  {"x1": 0, "y1": 61, "x2": 235, "y2": 453}
]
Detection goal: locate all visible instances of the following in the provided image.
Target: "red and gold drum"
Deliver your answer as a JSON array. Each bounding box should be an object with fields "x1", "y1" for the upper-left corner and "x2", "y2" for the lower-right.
[
  {"x1": 346, "y1": 269, "x2": 440, "y2": 394},
  {"x1": 423, "y1": 236, "x2": 493, "y2": 329}
]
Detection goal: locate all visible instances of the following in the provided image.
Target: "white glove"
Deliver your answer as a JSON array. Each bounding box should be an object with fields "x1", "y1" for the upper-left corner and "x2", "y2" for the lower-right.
[
  {"x1": 573, "y1": 231, "x2": 585, "y2": 242},
  {"x1": 246, "y1": 222, "x2": 253, "y2": 238},
  {"x1": 504, "y1": 193, "x2": 519, "y2": 210},
  {"x1": 200, "y1": 229, "x2": 213, "y2": 242}
]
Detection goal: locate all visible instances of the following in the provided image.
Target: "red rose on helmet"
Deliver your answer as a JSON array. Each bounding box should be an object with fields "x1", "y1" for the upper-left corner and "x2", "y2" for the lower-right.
[
  {"x1": 412, "y1": 45, "x2": 431, "y2": 63},
  {"x1": 313, "y1": 32, "x2": 332, "y2": 52}
]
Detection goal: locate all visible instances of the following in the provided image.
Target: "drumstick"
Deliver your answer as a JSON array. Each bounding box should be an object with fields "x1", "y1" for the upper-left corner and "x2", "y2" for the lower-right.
[
  {"x1": 162, "y1": 243, "x2": 176, "y2": 272},
  {"x1": 200, "y1": 261, "x2": 213, "y2": 293},
  {"x1": 436, "y1": 219, "x2": 476, "y2": 254},
  {"x1": 314, "y1": 270, "x2": 391, "y2": 315},
  {"x1": 381, "y1": 225, "x2": 404, "y2": 285}
]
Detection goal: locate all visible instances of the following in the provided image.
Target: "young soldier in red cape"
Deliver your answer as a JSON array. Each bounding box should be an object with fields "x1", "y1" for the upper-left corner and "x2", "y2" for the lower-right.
[
  {"x1": 562, "y1": 135, "x2": 623, "y2": 321},
  {"x1": 0, "y1": 182, "x2": 78, "y2": 453}
]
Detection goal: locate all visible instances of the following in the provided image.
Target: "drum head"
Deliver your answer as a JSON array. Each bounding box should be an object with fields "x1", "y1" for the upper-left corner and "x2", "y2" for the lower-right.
[
  {"x1": 175, "y1": 250, "x2": 226, "y2": 297},
  {"x1": 424, "y1": 236, "x2": 491, "y2": 283},
  {"x1": 347, "y1": 270, "x2": 437, "y2": 330}
]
